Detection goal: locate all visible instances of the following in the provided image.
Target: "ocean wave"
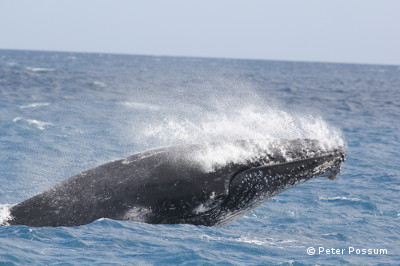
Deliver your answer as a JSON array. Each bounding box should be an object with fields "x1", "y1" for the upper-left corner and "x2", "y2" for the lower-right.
[
  {"x1": 19, "y1": 103, "x2": 50, "y2": 109},
  {"x1": 200, "y1": 233, "x2": 298, "y2": 247},
  {"x1": 91, "y1": 81, "x2": 106, "y2": 87},
  {"x1": 13, "y1": 117, "x2": 53, "y2": 130},
  {"x1": 319, "y1": 196, "x2": 377, "y2": 210},
  {"x1": 121, "y1": 101, "x2": 161, "y2": 111},
  {"x1": 26, "y1": 67, "x2": 55, "y2": 72},
  {"x1": 319, "y1": 196, "x2": 362, "y2": 202}
]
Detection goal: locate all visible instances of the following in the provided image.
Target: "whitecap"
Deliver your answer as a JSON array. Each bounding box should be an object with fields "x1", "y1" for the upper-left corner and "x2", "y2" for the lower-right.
[
  {"x1": 13, "y1": 117, "x2": 53, "y2": 130},
  {"x1": 26, "y1": 66, "x2": 55, "y2": 72},
  {"x1": 121, "y1": 101, "x2": 161, "y2": 111},
  {"x1": 19, "y1": 102, "x2": 50, "y2": 109},
  {"x1": 26, "y1": 119, "x2": 53, "y2": 130},
  {"x1": 12, "y1": 117, "x2": 22, "y2": 123},
  {"x1": 319, "y1": 196, "x2": 362, "y2": 202},
  {"x1": 200, "y1": 234, "x2": 297, "y2": 247},
  {"x1": 62, "y1": 96, "x2": 75, "y2": 99},
  {"x1": 92, "y1": 81, "x2": 106, "y2": 87}
]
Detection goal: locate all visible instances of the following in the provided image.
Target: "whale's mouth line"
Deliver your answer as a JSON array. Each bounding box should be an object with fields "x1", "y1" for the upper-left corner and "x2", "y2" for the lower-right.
[
  {"x1": 223, "y1": 149, "x2": 346, "y2": 209},
  {"x1": 158, "y1": 147, "x2": 346, "y2": 225},
  {"x1": 259, "y1": 151, "x2": 343, "y2": 168},
  {"x1": 242, "y1": 148, "x2": 346, "y2": 174}
]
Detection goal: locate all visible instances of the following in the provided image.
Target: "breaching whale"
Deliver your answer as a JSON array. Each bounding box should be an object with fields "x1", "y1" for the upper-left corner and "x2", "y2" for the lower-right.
[{"x1": 4, "y1": 139, "x2": 346, "y2": 227}]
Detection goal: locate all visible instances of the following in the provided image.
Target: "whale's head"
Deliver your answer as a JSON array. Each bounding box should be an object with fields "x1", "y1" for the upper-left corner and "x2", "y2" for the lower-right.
[
  {"x1": 215, "y1": 139, "x2": 346, "y2": 225},
  {"x1": 166, "y1": 139, "x2": 346, "y2": 226}
]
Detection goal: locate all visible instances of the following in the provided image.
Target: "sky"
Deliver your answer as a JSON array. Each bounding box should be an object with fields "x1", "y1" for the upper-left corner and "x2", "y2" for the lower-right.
[{"x1": 0, "y1": 0, "x2": 399, "y2": 65}]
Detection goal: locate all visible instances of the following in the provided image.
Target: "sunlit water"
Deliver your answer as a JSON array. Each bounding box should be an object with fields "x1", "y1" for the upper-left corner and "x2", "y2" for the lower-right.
[{"x1": 0, "y1": 50, "x2": 399, "y2": 264}]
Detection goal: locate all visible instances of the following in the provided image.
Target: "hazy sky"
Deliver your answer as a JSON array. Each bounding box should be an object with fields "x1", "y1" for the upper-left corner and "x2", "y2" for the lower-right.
[{"x1": 1, "y1": 0, "x2": 399, "y2": 65}]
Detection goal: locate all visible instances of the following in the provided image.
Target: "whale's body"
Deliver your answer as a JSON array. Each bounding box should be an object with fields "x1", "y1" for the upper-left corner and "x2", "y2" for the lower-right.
[{"x1": 5, "y1": 139, "x2": 346, "y2": 227}]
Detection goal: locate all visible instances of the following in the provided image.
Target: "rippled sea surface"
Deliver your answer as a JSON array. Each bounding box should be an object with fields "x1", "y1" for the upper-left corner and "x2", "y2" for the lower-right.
[{"x1": 1, "y1": 50, "x2": 399, "y2": 265}]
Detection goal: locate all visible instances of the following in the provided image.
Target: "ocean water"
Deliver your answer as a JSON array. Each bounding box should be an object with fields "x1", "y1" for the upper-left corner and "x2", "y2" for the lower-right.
[{"x1": 0, "y1": 50, "x2": 399, "y2": 265}]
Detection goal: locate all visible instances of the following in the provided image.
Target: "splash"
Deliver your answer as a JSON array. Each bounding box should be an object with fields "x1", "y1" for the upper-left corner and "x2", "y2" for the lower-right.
[
  {"x1": 141, "y1": 106, "x2": 343, "y2": 146},
  {"x1": 137, "y1": 103, "x2": 345, "y2": 172},
  {"x1": 0, "y1": 204, "x2": 12, "y2": 226}
]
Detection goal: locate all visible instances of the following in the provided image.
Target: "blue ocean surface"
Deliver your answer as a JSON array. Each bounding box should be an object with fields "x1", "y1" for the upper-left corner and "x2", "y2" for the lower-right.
[{"x1": 0, "y1": 50, "x2": 399, "y2": 265}]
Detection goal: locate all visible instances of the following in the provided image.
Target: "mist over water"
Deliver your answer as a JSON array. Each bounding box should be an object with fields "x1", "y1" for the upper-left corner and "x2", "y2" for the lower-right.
[
  {"x1": 140, "y1": 104, "x2": 344, "y2": 148},
  {"x1": 134, "y1": 92, "x2": 345, "y2": 171}
]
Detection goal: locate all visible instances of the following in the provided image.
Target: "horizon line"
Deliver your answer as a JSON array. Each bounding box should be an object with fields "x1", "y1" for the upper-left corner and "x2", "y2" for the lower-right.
[{"x1": 1, "y1": 48, "x2": 399, "y2": 68}]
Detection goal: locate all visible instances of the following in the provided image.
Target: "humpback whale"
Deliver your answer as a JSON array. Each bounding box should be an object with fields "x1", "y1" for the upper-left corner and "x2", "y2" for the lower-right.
[{"x1": 4, "y1": 139, "x2": 346, "y2": 227}]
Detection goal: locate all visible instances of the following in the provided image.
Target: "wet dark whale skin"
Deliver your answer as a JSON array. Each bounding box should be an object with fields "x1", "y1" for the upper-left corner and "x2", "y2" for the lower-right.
[{"x1": 6, "y1": 140, "x2": 346, "y2": 227}]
